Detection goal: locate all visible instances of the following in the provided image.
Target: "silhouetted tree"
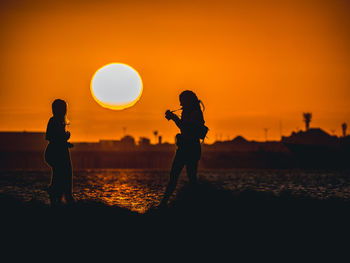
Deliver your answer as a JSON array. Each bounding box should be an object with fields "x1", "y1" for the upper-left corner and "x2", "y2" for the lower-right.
[
  {"x1": 153, "y1": 130, "x2": 158, "y2": 144},
  {"x1": 342, "y1": 122, "x2": 347, "y2": 137},
  {"x1": 303, "y1": 112, "x2": 312, "y2": 131}
]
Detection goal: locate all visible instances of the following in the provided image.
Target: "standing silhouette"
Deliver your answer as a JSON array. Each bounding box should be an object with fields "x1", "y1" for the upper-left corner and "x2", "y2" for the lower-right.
[
  {"x1": 44, "y1": 99, "x2": 74, "y2": 207},
  {"x1": 159, "y1": 90, "x2": 206, "y2": 207}
]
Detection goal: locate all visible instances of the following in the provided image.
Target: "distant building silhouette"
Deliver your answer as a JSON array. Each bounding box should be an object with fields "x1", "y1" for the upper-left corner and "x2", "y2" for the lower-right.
[
  {"x1": 92, "y1": 136, "x2": 137, "y2": 151},
  {"x1": 118, "y1": 135, "x2": 136, "y2": 150},
  {"x1": 1, "y1": 126, "x2": 349, "y2": 170},
  {"x1": 0, "y1": 131, "x2": 46, "y2": 152},
  {"x1": 232, "y1": 135, "x2": 248, "y2": 144},
  {"x1": 138, "y1": 137, "x2": 151, "y2": 148},
  {"x1": 281, "y1": 128, "x2": 349, "y2": 168},
  {"x1": 99, "y1": 140, "x2": 120, "y2": 148},
  {"x1": 282, "y1": 128, "x2": 337, "y2": 146}
]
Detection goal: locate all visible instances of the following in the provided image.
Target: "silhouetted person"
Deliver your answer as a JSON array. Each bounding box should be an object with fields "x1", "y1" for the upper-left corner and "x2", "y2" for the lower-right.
[
  {"x1": 159, "y1": 90, "x2": 206, "y2": 207},
  {"x1": 44, "y1": 99, "x2": 74, "y2": 207}
]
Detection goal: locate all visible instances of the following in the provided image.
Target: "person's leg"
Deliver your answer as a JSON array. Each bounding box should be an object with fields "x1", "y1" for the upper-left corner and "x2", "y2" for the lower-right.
[
  {"x1": 47, "y1": 167, "x2": 59, "y2": 207},
  {"x1": 54, "y1": 166, "x2": 65, "y2": 206},
  {"x1": 64, "y1": 192, "x2": 74, "y2": 204},
  {"x1": 63, "y1": 165, "x2": 75, "y2": 204},
  {"x1": 63, "y1": 177, "x2": 74, "y2": 204},
  {"x1": 55, "y1": 191, "x2": 63, "y2": 206},
  {"x1": 159, "y1": 150, "x2": 185, "y2": 207},
  {"x1": 186, "y1": 160, "x2": 199, "y2": 186}
]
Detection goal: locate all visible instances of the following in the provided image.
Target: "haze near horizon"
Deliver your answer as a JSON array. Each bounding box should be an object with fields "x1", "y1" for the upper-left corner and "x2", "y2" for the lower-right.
[{"x1": 1, "y1": 0, "x2": 349, "y2": 143}]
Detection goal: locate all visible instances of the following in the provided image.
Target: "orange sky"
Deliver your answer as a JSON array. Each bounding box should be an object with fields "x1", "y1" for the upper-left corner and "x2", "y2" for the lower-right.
[{"x1": 1, "y1": 0, "x2": 349, "y2": 143}]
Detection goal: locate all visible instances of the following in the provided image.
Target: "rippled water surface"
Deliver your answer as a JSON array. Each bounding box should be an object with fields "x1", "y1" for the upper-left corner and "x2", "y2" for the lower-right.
[{"x1": 1, "y1": 169, "x2": 350, "y2": 213}]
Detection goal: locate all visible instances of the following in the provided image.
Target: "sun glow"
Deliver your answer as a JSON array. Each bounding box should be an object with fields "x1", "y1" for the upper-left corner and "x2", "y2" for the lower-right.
[{"x1": 91, "y1": 63, "x2": 143, "y2": 110}]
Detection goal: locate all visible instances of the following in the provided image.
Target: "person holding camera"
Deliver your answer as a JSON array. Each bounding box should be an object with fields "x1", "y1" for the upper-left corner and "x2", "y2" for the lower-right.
[{"x1": 159, "y1": 90, "x2": 207, "y2": 208}]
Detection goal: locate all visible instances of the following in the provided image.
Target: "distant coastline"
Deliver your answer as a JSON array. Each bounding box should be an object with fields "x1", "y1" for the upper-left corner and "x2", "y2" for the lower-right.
[{"x1": 0, "y1": 128, "x2": 349, "y2": 170}]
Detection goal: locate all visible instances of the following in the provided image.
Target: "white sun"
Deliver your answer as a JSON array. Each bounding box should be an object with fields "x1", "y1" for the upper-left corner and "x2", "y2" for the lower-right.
[{"x1": 91, "y1": 63, "x2": 143, "y2": 110}]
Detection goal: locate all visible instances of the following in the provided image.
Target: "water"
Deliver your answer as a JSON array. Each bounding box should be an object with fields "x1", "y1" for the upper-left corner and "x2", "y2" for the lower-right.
[{"x1": 1, "y1": 169, "x2": 350, "y2": 213}]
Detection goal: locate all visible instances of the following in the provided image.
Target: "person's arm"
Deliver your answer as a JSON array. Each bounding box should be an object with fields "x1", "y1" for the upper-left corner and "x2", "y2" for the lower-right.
[
  {"x1": 165, "y1": 110, "x2": 183, "y2": 130},
  {"x1": 172, "y1": 114, "x2": 183, "y2": 130}
]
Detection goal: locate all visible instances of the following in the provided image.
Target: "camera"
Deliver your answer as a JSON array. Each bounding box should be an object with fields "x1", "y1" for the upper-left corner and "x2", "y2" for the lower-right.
[{"x1": 165, "y1": 110, "x2": 172, "y2": 120}]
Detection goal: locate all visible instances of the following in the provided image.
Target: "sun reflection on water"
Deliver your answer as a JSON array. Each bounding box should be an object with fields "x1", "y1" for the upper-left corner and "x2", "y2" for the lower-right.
[
  {"x1": 73, "y1": 170, "x2": 172, "y2": 213},
  {"x1": 1, "y1": 169, "x2": 350, "y2": 214}
]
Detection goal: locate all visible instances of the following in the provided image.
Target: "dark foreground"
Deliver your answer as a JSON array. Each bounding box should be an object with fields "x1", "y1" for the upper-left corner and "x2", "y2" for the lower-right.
[
  {"x1": 2, "y1": 181, "x2": 350, "y2": 230},
  {"x1": 2, "y1": 182, "x2": 350, "y2": 259}
]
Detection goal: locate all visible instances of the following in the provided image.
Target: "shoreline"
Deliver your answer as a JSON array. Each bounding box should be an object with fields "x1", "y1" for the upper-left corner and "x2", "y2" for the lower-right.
[{"x1": 3, "y1": 181, "x2": 350, "y2": 219}]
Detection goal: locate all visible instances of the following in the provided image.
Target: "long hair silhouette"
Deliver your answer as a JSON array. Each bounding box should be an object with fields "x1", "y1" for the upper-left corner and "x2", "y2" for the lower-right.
[
  {"x1": 179, "y1": 90, "x2": 205, "y2": 113},
  {"x1": 52, "y1": 99, "x2": 70, "y2": 126}
]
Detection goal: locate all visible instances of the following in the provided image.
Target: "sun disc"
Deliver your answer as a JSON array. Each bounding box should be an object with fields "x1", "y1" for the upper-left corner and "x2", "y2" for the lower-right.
[{"x1": 91, "y1": 63, "x2": 143, "y2": 110}]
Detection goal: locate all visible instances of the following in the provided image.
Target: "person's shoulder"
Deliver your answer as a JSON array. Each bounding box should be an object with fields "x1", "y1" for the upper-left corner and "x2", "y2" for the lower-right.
[
  {"x1": 48, "y1": 116, "x2": 54, "y2": 124},
  {"x1": 47, "y1": 116, "x2": 57, "y2": 127}
]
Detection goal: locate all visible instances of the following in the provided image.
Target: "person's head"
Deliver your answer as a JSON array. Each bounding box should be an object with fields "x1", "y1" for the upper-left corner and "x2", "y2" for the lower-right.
[
  {"x1": 179, "y1": 90, "x2": 204, "y2": 112},
  {"x1": 52, "y1": 99, "x2": 67, "y2": 122}
]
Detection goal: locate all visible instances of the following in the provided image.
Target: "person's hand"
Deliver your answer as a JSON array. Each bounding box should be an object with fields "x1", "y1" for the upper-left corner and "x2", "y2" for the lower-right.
[{"x1": 165, "y1": 110, "x2": 174, "y2": 120}]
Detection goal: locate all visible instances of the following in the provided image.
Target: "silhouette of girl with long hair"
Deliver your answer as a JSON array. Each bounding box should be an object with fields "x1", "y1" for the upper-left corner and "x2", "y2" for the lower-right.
[
  {"x1": 159, "y1": 90, "x2": 206, "y2": 207},
  {"x1": 44, "y1": 99, "x2": 74, "y2": 207}
]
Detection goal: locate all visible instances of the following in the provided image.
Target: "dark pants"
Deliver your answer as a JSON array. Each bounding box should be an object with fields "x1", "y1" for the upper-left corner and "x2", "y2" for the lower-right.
[
  {"x1": 48, "y1": 165, "x2": 73, "y2": 204},
  {"x1": 161, "y1": 141, "x2": 201, "y2": 205},
  {"x1": 46, "y1": 144, "x2": 74, "y2": 205}
]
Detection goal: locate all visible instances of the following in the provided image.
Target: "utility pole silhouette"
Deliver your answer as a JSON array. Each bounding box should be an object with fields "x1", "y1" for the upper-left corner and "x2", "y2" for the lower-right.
[{"x1": 264, "y1": 128, "x2": 269, "y2": 141}]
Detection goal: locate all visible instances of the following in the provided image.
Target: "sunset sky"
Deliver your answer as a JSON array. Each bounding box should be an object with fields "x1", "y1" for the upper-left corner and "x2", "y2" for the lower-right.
[{"x1": 1, "y1": 0, "x2": 349, "y2": 143}]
